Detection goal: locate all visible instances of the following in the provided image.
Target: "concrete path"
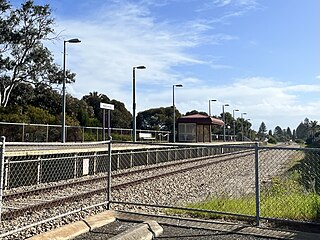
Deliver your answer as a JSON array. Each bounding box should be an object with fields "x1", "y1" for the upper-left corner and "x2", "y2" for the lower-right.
[{"x1": 27, "y1": 210, "x2": 320, "y2": 240}]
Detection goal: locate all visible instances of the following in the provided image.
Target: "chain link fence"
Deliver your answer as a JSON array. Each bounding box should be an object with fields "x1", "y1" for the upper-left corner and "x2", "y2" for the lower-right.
[
  {"x1": 0, "y1": 140, "x2": 319, "y2": 238},
  {"x1": 110, "y1": 143, "x2": 320, "y2": 226},
  {"x1": 0, "y1": 138, "x2": 113, "y2": 238},
  {"x1": 259, "y1": 146, "x2": 320, "y2": 222},
  {"x1": 110, "y1": 143, "x2": 259, "y2": 221},
  {"x1": 0, "y1": 121, "x2": 170, "y2": 142}
]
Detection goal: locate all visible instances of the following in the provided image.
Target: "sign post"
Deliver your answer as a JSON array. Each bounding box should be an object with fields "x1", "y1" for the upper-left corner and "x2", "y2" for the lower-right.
[{"x1": 100, "y1": 103, "x2": 114, "y2": 140}]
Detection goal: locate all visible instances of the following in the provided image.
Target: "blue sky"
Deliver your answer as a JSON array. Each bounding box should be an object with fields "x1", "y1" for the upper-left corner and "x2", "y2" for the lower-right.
[{"x1": 12, "y1": 0, "x2": 320, "y2": 131}]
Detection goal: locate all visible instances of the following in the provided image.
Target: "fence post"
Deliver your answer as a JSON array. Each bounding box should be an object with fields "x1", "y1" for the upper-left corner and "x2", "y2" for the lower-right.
[
  {"x1": 46, "y1": 124, "x2": 49, "y2": 142},
  {"x1": 155, "y1": 150, "x2": 158, "y2": 164},
  {"x1": 22, "y1": 122, "x2": 25, "y2": 142},
  {"x1": 96, "y1": 127, "x2": 99, "y2": 141},
  {"x1": 117, "y1": 152, "x2": 120, "y2": 170},
  {"x1": 254, "y1": 142, "x2": 260, "y2": 226},
  {"x1": 37, "y1": 157, "x2": 42, "y2": 185},
  {"x1": 130, "y1": 151, "x2": 133, "y2": 168},
  {"x1": 146, "y1": 149, "x2": 149, "y2": 166},
  {"x1": 106, "y1": 138, "x2": 112, "y2": 210},
  {"x1": 93, "y1": 152, "x2": 97, "y2": 174},
  {"x1": 82, "y1": 127, "x2": 85, "y2": 142},
  {"x1": 74, "y1": 154, "x2": 78, "y2": 178},
  {"x1": 0, "y1": 136, "x2": 6, "y2": 222}
]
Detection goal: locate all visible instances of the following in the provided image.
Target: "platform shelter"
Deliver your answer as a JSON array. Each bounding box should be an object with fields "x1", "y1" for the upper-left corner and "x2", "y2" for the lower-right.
[{"x1": 177, "y1": 114, "x2": 224, "y2": 142}]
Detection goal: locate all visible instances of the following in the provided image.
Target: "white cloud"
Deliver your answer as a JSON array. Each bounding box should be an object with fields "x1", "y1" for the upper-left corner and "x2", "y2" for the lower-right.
[
  {"x1": 144, "y1": 77, "x2": 320, "y2": 131},
  {"x1": 45, "y1": 1, "x2": 319, "y2": 132},
  {"x1": 50, "y1": 5, "x2": 204, "y2": 96},
  {"x1": 285, "y1": 85, "x2": 320, "y2": 92},
  {"x1": 213, "y1": 0, "x2": 232, "y2": 7}
]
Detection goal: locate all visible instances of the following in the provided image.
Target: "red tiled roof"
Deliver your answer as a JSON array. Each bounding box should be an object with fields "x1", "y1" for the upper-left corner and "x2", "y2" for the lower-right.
[
  {"x1": 177, "y1": 114, "x2": 224, "y2": 126},
  {"x1": 180, "y1": 114, "x2": 208, "y2": 119}
]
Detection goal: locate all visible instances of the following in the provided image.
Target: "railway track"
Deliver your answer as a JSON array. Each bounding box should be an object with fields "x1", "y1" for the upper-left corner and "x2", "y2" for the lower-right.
[{"x1": 2, "y1": 150, "x2": 254, "y2": 220}]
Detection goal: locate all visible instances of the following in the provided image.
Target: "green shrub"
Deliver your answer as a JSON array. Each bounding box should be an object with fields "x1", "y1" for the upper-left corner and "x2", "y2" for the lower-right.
[
  {"x1": 268, "y1": 136, "x2": 277, "y2": 144},
  {"x1": 111, "y1": 133, "x2": 132, "y2": 141},
  {"x1": 295, "y1": 139, "x2": 305, "y2": 144}
]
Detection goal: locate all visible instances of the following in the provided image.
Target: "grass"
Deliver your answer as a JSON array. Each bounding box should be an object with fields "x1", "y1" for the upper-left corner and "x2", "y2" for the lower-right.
[
  {"x1": 167, "y1": 152, "x2": 320, "y2": 222},
  {"x1": 177, "y1": 191, "x2": 320, "y2": 221},
  {"x1": 260, "y1": 192, "x2": 320, "y2": 220}
]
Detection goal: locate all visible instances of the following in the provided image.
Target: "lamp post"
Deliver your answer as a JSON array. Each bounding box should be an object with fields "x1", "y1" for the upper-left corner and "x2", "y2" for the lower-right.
[
  {"x1": 208, "y1": 99, "x2": 217, "y2": 116},
  {"x1": 233, "y1": 109, "x2": 239, "y2": 141},
  {"x1": 222, "y1": 104, "x2": 229, "y2": 142},
  {"x1": 245, "y1": 118, "x2": 251, "y2": 141},
  {"x1": 62, "y1": 38, "x2": 81, "y2": 143},
  {"x1": 241, "y1": 112, "x2": 247, "y2": 141},
  {"x1": 132, "y1": 65, "x2": 146, "y2": 142},
  {"x1": 173, "y1": 84, "x2": 183, "y2": 143}
]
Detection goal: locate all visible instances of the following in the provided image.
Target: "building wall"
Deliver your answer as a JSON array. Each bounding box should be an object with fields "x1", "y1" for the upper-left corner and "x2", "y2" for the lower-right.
[
  {"x1": 178, "y1": 123, "x2": 211, "y2": 142},
  {"x1": 178, "y1": 123, "x2": 196, "y2": 142}
]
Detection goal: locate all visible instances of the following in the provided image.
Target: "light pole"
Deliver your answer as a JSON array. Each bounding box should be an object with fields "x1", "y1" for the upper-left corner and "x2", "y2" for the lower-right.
[
  {"x1": 241, "y1": 112, "x2": 247, "y2": 141},
  {"x1": 222, "y1": 104, "x2": 229, "y2": 142},
  {"x1": 233, "y1": 109, "x2": 239, "y2": 141},
  {"x1": 62, "y1": 38, "x2": 81, "y2": 143},
  {"x1": 245, "y1": 118, "x2": 251, "y2": 141},
  {"x1": 132, "y1": 65, "x2": 146, "y2": 142},
  {"x1": 173, "y1": 84, "x2": 183, "y2": 143},
  {"x1": 208, "y1": 99, "x2": 217, "y2": 116}
]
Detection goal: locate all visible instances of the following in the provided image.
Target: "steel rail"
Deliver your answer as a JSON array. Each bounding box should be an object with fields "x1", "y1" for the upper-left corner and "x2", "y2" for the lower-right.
[
  {"x1": 1, "y1": 151, "x2": 255, "y2": 219},
  {"x1": 3, "y1": 149, "x2": 253, "y2": 200}
]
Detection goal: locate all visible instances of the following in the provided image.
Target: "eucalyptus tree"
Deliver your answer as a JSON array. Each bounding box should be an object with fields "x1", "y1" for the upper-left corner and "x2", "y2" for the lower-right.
[
  {"x1": 0, "y1": 0, "x2": 75, "y2": 107},
  {"x1": 185, "y1": 110, "x2": 208, "y2": 116},
  {"x1": 136, "y1": 106, "x2": 180, "y2": 131},
  {"x1": 82, "y1": 92, "x2": 132, "y2": 128}
]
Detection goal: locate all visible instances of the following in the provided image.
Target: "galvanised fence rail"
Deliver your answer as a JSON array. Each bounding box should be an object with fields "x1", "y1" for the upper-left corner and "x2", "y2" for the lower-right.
[
  {"x1": 0, "y1": 121, "x2": 170, "y2": 142},
  {"x1": 0, "y1": 139, "x2": 319, "y2": 238},
  {"x1": 0, "y1": 138, "x2": 113, "y2": 238},
  {"x1": 110, "y1": 143, "x2": 320, "y2": 227}
]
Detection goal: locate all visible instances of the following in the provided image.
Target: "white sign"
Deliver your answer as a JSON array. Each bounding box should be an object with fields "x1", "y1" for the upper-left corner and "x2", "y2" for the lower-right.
[
  {"x1": 100, "y1": 103, "x2": 114, "y2": 110},
  {"x1": 83, "y1": 158, "x2": 90, "y2": 176}
]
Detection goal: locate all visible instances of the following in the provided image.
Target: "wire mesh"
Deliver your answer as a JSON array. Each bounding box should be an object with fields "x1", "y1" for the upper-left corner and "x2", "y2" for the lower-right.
[
  {"x1": 259, "y1": 146, "x2": 320, "y2": 222},
  {"x1": 1, "y1": 141, "x2": 319, "y2": 238},
  {"x1": 0, "y1": 122, "x2": 170, "y2": 143},
  {"x1": 111, "y1": 143, "x2": 320, "y2": 225},
  {"x1": 111, "y1": 144, "x2": 257, "y2": 221},
  {"x1": 0, "y1": 140, "x2": 112, "y2": 237}
]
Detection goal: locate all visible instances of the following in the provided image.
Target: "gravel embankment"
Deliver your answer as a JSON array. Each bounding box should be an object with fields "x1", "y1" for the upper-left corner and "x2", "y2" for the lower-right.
[{"x1": 0, "y1": 149, "x2": 293, "y2": 239}]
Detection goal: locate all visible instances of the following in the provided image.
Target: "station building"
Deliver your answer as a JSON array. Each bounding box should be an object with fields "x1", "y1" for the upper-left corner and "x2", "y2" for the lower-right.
[{"x1": 177, "y1": 114, "x2": 224, "y2": 143}]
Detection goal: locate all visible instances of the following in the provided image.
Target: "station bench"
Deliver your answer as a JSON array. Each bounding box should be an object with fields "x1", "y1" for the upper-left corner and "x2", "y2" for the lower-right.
[{"x1": 138, "y1": 133, "x2": 155, "y2": 141}]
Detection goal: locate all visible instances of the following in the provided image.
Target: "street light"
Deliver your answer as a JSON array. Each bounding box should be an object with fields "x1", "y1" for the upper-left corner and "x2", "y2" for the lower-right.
[
  {"x1": 241, "y1": 112, "x2": 247, "y2": 141},
  {"x1": 233, "y1": 109, "x2": 239, "y2": 141},
  {"x1": 173, "y1": 84, "x2": 183, "y2": 143},
  {"x1": 245, "y1": 118, "x2": 251, "y2": 141},
  {"x1": 132, "y1": 65, "x2": 146, "y2": 142},
  {"x1": 208, "y1": 99, "x2": 217, "y2": 117},
  {"x1": 222, "y1": 104, "x2": 229, "y2": 142},
  {"x1": 62, "y1": 38, "x2": 81, "y2": 143}
]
